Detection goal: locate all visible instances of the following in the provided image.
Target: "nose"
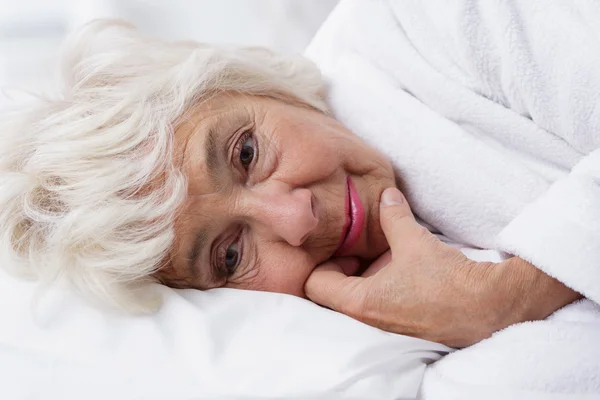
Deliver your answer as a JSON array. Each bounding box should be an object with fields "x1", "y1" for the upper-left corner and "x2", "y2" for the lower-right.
[{"x1": 247, "y1": 182, "x2": 318, "y2": 247}]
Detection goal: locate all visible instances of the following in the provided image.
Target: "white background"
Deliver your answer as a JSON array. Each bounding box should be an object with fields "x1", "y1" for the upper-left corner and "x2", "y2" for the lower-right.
[{"x1": 0, "y1": 0, "x2": 338, "y2": 97}]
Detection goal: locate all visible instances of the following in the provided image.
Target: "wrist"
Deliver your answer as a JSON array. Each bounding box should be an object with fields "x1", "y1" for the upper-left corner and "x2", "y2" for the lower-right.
[
  {"x1": 504, "y1": 257, "x2": 582, "y2": 321},
  {"x1": 459, "y1": 258, "x2": 565, "y2": 340}
]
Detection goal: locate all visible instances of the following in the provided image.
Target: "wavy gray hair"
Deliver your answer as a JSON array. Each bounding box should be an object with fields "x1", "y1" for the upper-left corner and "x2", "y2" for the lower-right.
[{"x1": 0, "y1": 20, "x2": 327, "y2": 311}]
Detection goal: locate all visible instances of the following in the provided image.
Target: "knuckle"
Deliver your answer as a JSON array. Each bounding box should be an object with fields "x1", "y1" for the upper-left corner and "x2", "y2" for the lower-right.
[
  {"x1": 327, "y1": 278, "x2": 363, "y2": 315},
  {"x1": 387, "y1": 208, "x2": 411, "y2": 224},
  {"x1": 339, "y1": 290, "x2": 368, "y2": 319},
  {"x1": 417, "y1": 228, "x2": 444, "y2": 252},
  {"x1": 341, "y1": 301, "x2": 365, "y2": 319},
  {"x1": 415, "y1": 224, "x2": 433, "y2": 240},
  {"x1": 354, "y1": 283, "x2": 391, "y2": 326},
  {"x1": 401, "y1": 226, "x2": 435, "y2": 257}
]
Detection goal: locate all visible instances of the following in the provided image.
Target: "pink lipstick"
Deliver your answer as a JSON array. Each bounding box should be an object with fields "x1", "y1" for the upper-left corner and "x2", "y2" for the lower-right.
[{"x1": 335, "y1": 176, "x2": 365, "y2": 256}]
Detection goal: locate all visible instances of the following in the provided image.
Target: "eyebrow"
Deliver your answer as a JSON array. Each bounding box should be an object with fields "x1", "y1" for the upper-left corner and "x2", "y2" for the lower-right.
[
  {"x1": 188, "y1": 228, "x2": 209, "y2": 280},
  {"x1": 186, "y1": 126, "x2": 220, "y2": 281},
  {"x1": 205, "y1": 126, "x2": 219, "y2": 176}
]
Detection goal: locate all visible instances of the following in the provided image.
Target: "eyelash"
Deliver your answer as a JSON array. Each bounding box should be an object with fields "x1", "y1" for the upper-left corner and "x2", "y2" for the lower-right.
[
  {"x1": 234, "y1": 129, "x2": 257, "y2": 173},
  {"x1": 215, "y1": 228, "x2": 244, "y2": 278}
]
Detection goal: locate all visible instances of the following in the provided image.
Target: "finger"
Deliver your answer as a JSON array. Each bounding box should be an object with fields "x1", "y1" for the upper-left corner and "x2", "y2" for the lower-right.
[
  {"x1": 361, "y1": 250, "x2": 392, "y2": 278},
  {"x1": 379, "y1": 187, "x2": 421, "y2": 252},
  {"x1": 304, "y1": 259, "x2": 364, "y2": 313},
  {"x1": 334, "y1": 257, "x2": 361, "y2": 276}
]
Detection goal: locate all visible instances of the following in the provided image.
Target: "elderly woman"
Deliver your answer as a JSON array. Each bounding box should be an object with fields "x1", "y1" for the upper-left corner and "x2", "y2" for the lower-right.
[{"x1": 0, "y1": 0, "x2": 595, "y2": 349}]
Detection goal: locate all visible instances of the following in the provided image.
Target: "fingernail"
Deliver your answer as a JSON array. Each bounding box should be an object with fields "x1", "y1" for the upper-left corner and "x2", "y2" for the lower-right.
[{"x1": 381, "y1": 187, "x2": 403, "y2": 206}]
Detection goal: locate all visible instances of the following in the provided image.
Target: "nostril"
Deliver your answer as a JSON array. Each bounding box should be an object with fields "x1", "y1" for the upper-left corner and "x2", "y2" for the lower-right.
[
  {"x1": 298, "y1": 231, "x2": 311, "y2": 247},
  {"x1": 310, "y1": 192, "x2": 317, "y2": 219}
]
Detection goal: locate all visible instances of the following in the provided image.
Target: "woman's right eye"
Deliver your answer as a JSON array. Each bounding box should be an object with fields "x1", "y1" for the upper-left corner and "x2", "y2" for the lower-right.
[
  {"x1": 235, "y1": 130, "x2": 257, "y2": 172},
  {"x1": 240, "y1": 136, "x2": 255, "y2": 169}
]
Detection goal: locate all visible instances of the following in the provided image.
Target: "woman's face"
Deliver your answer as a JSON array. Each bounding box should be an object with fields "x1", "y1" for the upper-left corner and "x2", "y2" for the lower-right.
[{"x1": 161, "y1": 93, "x2": 395, "y2": 296}]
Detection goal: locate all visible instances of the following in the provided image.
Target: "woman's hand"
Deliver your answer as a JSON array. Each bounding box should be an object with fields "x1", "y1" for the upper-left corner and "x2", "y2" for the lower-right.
[{"x1": 305, "y1": 188, "x2": 581, "y2": 348}]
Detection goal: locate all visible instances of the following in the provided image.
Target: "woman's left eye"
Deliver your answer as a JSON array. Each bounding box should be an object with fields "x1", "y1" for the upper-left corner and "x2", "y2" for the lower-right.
[
  {"x1": 224, "y1": 241, "x2": 240, "y2": 274},
  {"x1": 238, "y1": 132, "x2": 256, "y2": 170}
]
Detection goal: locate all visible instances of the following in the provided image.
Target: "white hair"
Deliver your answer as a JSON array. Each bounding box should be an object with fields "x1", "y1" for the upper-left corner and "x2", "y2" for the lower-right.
[{"x1": 0, "y1": 19, "x2": 327, "y2": 312}]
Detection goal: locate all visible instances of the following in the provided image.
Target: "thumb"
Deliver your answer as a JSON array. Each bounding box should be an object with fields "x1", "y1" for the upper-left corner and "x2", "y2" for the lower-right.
[
  {"x1": 361, "y1": 249, "x2": 392, "y2": 278},
  {"x1": 304, "y1": 258, "x2": 363, "y2": 313},
  {"x1": 379, "y1": 187, "x2": 419, "y2": 251}
]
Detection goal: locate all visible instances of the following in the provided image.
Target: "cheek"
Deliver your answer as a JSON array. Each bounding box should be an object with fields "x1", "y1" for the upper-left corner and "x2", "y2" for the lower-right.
[
  {"x1": 254, "y1": 247, "x2": 316, "y2": 297},
  {"x1": 279, "y1": 140, "x2": 345, "y2": 186},
  {"x1": 297, "y1": 130, "x2": 379, "y2": 181},
  {"x1": 271, "y1": 121, "x2": 344, "y2": 174}
]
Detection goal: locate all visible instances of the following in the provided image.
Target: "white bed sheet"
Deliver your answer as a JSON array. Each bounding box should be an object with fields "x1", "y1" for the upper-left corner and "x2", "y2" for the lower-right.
[{"x1": 0, "y1": 268, "x2": 449, "y2": 399}]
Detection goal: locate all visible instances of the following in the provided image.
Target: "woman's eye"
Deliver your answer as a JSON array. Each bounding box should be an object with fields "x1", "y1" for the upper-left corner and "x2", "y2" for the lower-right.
[
  {"x1": 238, "y1": 133, "x2": 256, "y2": 170},
  {"x1": 224, "y1": 241, "x2": 240, "y2": 274}
]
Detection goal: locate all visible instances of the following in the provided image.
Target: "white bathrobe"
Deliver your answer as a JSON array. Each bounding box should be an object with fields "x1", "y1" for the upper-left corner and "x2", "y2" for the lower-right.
[
  {"x1": 306, "y1": 0, "x2": 600, "y2": 396},
  {"x1": 306, "y1": 0, "x2": 600, "y2": 308}
]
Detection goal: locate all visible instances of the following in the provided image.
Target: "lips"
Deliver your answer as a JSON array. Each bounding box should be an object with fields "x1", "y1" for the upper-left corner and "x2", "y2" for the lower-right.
[{"x1": 335, "y1": 176, "x2": 365, "y2": 256}]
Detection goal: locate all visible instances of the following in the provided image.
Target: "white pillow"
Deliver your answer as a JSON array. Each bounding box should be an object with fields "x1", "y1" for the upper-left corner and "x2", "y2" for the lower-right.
[{"x1": 0, "y1": 269, "x2": 449, "y2": 399}]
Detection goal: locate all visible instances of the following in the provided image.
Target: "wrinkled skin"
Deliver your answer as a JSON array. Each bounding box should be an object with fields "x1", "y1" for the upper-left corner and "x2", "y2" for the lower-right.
[{"x1": 157, "y1": 93, "x2": 395, "y2": 296}]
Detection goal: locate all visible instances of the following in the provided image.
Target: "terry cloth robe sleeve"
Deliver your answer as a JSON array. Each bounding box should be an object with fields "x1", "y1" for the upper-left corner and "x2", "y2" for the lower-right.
[
  {"x1": 453, "y1": 0, "x2": 600, "y2": 304},
  {"x1": 388, "y1": 0, "x2": 600, "y2": 304},
  {"x1": 308, "y1": 0, "x2": 600, "y2": 304}
]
